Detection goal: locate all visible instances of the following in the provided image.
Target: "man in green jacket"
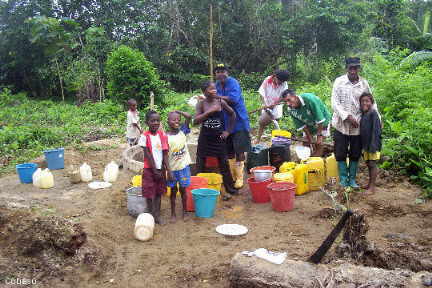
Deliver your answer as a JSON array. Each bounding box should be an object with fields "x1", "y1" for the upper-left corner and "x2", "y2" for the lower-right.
[{"x1": 280, "y1": 89, "x2": 331, "y2": 156}]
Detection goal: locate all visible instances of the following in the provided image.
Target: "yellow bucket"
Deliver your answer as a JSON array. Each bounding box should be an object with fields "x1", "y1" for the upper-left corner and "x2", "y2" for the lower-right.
[
  {"x1": 279, "y1": 161, "x2": 297, "y2": 173},
  {"x1": 273, "y1": 172, "x2": 294, "y2": 183},
  {"x1": 293, "y1": 164, "x2": 309, "y2": 195},
  {"x1": 197, "y1": 173, "x2": 223, "y2": 191},
  {"x1": 271, "y1": 129, "x2": 292, "y2": 139},
  {"x1": 132, "y1": 175, "x2": 141, "y2": 187}
]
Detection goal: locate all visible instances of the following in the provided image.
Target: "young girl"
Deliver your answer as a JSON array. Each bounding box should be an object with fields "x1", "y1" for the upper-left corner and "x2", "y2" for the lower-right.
[
  {"x1": 194, "y1": 81, "x2": 238, "y2": 197},
  {"x1": 126, "y1": 99, "x2": 142, "y2": 146},
  {"x1": 359, "y1": 92, "x2": 382, "y2": 194},
  {"x1": 166, "y1": 110, "x2": 192, "y2": 222},
  {"x1": 138, "y1": 110, "x2": 169, "y2": 224}
]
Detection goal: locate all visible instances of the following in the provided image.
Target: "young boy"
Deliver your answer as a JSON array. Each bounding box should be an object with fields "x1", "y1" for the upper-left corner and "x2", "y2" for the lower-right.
[
  {"x1": 138, "y1": 110, "x2": 169, "y2": 224},
  {"x1": 360, "y1": 92, "x2": 382, "y2": 194},
  {"x1": 166, "y1": 110, "x2": 192, "y2": 222},
  {"x1": 194, "y1": 81, "x2": 238, "y2": 198},
  {"x1": 126, "y1": 99, "x2": 142, "y2": 146}
]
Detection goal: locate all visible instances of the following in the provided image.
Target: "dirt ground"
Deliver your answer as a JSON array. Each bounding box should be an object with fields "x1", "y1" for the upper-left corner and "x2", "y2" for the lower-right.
[{"x1": 0, "y1": 138, "x2": 431, "y2": 288}]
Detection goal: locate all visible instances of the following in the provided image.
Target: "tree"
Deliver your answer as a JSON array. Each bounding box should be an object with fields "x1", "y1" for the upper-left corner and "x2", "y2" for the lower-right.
[{"x1": 105, "y1": 45, "x2": 165, "y2": 105}]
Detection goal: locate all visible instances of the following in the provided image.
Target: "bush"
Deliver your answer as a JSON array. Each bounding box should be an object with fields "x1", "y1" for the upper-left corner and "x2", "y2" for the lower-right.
[{"x1": 106, "y1": 45, "x2": 165, "y2": 105}]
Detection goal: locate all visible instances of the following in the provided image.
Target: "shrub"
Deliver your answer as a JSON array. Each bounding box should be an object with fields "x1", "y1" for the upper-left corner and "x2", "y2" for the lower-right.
[{"x1": 106, "y1": 45, "x2": 165, "y2": 105}]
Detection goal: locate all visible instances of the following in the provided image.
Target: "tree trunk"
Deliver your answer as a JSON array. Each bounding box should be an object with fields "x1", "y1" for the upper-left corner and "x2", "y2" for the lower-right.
[
  {"x1": 229, "y1": 253, "x2": 429, "y2": 288},
  {"x1": 54, "y1": 57, "x2": 65, "y2": 101},
  {"x1": 424, "y1": 10, "x2": 431, "y2": 35},
  {"x1": 209, "y1": 3, "x2": 214, "y2": 81}
]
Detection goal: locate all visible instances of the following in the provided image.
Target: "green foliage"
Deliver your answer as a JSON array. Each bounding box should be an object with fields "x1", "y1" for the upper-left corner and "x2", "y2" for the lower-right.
[
  {"x1": 106, "y1": 45, "x2": 165, "y2": 105},
  {"x1": 0, "y1": 89, "x2": 125, "y2": 174}
]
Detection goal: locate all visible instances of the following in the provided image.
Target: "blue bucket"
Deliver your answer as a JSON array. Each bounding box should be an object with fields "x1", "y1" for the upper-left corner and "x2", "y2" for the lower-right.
[
  {"x1": 192, "y1": 188, "x2": 220, "y2": 218},
  {"x1": 43, "y1": 148, "x2": 64, "y2": 170},
  {"x1": 16, "y1": 163, "x2": 38, "y2": 184}
]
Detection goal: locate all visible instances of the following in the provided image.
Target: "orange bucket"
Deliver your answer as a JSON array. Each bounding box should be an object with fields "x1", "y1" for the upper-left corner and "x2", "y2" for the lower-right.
[{"x1": 185, "y1": 176, "x2": 208, "y2": 211}]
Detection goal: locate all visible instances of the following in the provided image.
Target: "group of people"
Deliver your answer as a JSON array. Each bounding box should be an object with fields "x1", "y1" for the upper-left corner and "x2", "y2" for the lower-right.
[{"x1": 125, "y1": 57, "x2": 382, "y2": 225}]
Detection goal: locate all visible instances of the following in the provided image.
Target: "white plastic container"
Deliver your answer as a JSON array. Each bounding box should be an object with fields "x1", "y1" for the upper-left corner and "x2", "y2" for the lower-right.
[
  {"x1": 103, "y1": 161, "x2": 119, "y2": 183},
  {"x1": 134, "y1": 213, "x2": 155, "y2": 241},
  {"x1": 32, "y1": 168, "x2": 42, "y2": 187},
  {"x1": 38, "y1": 169, "x2": 54, "y2": 189},
  {"x1": 80, "y1": 163, "x2": 92, "y2": 182}
]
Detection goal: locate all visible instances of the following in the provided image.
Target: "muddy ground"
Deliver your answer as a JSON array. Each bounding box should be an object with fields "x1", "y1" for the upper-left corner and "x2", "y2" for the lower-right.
[{"x1": 0, "y1": 138, "x2": 431, "y2": 288}]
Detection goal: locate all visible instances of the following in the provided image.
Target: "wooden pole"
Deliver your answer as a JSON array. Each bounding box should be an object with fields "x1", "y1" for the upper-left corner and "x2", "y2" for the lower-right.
[{"x1": 209, "y1": 3, "x2": 214, "y2": 81}]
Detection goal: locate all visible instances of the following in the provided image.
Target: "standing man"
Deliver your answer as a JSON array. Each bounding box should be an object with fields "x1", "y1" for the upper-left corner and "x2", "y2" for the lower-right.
[
  {"x1": 332, "y1": 57, "x2": 379, "y2": 188},
  {"x1": 280, "y1": 89, "x2": 331, "y2": 156},
  {"x1": 214, "y1": 64, "x2": 251, "y2": 189},
  {"x1": 256, "y1": 70, "x2": 289, "y2": 144}
]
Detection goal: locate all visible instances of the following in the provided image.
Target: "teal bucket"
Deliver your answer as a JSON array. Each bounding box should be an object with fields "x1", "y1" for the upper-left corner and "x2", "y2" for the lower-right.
[
  {"x1": 16, "y1": 163, "x2": 38, "y2": 184},
  {"x1": 43, "y1": 148, "x2": 64, "y2": 170},
  {"x1": 192, "y1": 188, "x2": 220, "y2": 218}
]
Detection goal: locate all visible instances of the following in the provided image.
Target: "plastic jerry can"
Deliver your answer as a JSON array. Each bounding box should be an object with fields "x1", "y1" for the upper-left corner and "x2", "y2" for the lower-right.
[
  {"x1": 303, "y1": 157, "x2": 325, "y2": 191},
  {"x1": 293, "y1": 164, "x2": 309, "y2": 195},
  {"x1": 103, "y1": 161, "x2": 119, "y2": 183},
  {"x1": 80, "y1": 163, "x2": 93, "y2": 182},
  {"x1": 32, "y1": 168, "x2": 42, "y2": 188},
  {"x1": 325, "y1": 153, "x2": 339, "y2": 184},
  {"x1": 134, "y1": 213, "x2": 155, "y2": 241},
  {"x1": 279, "y1": 162, "x2": 297, "y2": 173},
  {"x1": 39, "y1": 169, "x2": 54, "y2": 189}
]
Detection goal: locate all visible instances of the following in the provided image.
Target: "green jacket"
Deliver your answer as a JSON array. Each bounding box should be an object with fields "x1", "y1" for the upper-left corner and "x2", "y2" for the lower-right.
[{"x1": 285, "y1": 93, "x2": 331, "y2": 135}]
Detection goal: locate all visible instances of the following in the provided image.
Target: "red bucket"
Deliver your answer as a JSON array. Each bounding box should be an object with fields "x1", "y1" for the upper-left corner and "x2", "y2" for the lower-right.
[
  {"x1": 185, "y1": 176, "x2": 208, "y2": 211},
  {"x1": 247, "y1": 177, "x2": 272, "y2": 203},
  {"x1": 267, "y1": 182, "x2": 296, "y2": 212}
]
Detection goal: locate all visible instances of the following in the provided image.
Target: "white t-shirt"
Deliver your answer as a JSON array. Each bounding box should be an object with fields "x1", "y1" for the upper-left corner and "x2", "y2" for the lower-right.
[
  {"x1": 138, "y1": 134, "x2": 163, "y2": 169},
  {"x1": 126, "y1": 110, "x2": 140, "y2": 138},
  {"x1": 258, "y1": 76, "x2": 288, "y2": 119},
  {"x1": 167, "y1": 130, "x2": 191, "y2": 171}
]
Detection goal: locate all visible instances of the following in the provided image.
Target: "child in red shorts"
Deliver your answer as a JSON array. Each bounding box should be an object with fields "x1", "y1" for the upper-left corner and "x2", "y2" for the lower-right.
[{"x1": 138, "y1": 110, "x2": 169, "y2": 224}]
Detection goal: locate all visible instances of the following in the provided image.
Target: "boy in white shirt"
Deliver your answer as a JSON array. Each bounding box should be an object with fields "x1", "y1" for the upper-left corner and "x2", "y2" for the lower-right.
[{"x1": 126, "y1": 99, "x2": 142, "y2": 146}]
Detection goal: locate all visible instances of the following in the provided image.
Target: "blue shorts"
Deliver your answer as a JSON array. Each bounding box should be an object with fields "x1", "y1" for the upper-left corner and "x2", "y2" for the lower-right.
[{"x1": 167, "y1": 166, "x2": 191, "y2": 188}]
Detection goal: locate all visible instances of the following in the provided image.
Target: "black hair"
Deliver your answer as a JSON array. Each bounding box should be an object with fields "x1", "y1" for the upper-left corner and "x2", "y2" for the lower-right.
[
  {"x1": 168, "y1": 111, "x2": 180, "y2": 119},
  {"x1": 359, "y1": 92, "x2": 374, "y2": 104},
  {"x1": 201, "y1": 80, "x2": 214, "y2": 92},
  {"x1": 127, "y1": 98, "x2": 137, "y2": 105},
  {"x1": 275, "y1": 70, "x2": 290, "y2": 82},
  {"x1": 280, "y1": 88, "x2": 296, "y2": 99},
  {"x1": 213, "y1": 63, "x2": 229, "y2": 73},
  {"x1": 145, "y1": 110, "x2": 159, "y2": 122},
  {"x1": 345, "y1": 57, "x2": 361, "y2": 67}
]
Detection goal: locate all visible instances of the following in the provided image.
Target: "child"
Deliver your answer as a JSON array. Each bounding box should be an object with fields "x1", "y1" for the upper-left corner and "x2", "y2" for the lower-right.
[
  {"x1": 194, "y1": 81, "x2": 238, "y2": 197},
  {"x1": 359, "y1": 92, "x2": 382, "y2": 194},
  {"x1": 126, "y1": 99, "x2": 142, "y2": 146},
  {"x1": 138, "y1": 110, "x2": 169, "y2": 224},
  {"x1": 166, "y1": 110, "x2": 192, "y2": 222}
]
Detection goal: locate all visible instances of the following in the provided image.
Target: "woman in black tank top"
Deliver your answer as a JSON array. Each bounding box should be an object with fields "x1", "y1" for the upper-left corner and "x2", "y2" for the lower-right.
[{"x1": 194, "y1": 81, "x2": 239, "y2": 196}]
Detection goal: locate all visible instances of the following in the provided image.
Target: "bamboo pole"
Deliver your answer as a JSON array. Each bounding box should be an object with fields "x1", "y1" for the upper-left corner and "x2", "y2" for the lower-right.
[{"x1": 209, "y1": 3, "x2": 214, "y2": 81}]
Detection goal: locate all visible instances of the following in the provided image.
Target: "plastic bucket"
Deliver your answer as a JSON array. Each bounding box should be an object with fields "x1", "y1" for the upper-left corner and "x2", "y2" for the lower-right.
[
  {"x1": 16, "y1": 163, "x2": 38, "y2": 184},
  {"x1": 196, "y1": 173, "x2": 222, "y2": 192},
  {"x1": 192, "y1": 188, "x2": 220, "y2": 218},
  {"x1": 185, "y1": 176, "x2": 209, "y2": 212},
  {"x1": 43, "y1": 148, "x2": 64, "y2": 170},
  {"x1": 267, "y1": 182, "x2": 296, "y2": 212},
  {"x1": 247, "y1": 177, "x2": 271, "y2": 203}
]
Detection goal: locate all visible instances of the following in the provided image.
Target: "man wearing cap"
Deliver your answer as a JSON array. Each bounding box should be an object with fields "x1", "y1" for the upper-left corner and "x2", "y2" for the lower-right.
[
  {"x1": 332, "y1": 57, "x2": 379, "y2": 188},
  {"x1": 279, "y1": 89, "x2": 331, "y2": 157},
  {"x1": 214, "y1": 64, "x2": 251, "y2": 189},
  {"x1": 255, "y1": 70, "x2": 290, "y2": 144}
]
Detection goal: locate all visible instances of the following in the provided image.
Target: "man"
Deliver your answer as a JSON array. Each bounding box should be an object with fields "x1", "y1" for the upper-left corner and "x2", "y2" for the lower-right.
[
  {"x1": 331, "y1": 57, "x2": 379, "y2": 188},
  {"x1": 256, "y1": 70, "x2": 289, "y2": 144},
  {"x1": 214, "y1": 64, "x2": 251, "y2": 189},
  {"x1": 280, "y1": 89, "x2": 331, "y2": 156}
]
